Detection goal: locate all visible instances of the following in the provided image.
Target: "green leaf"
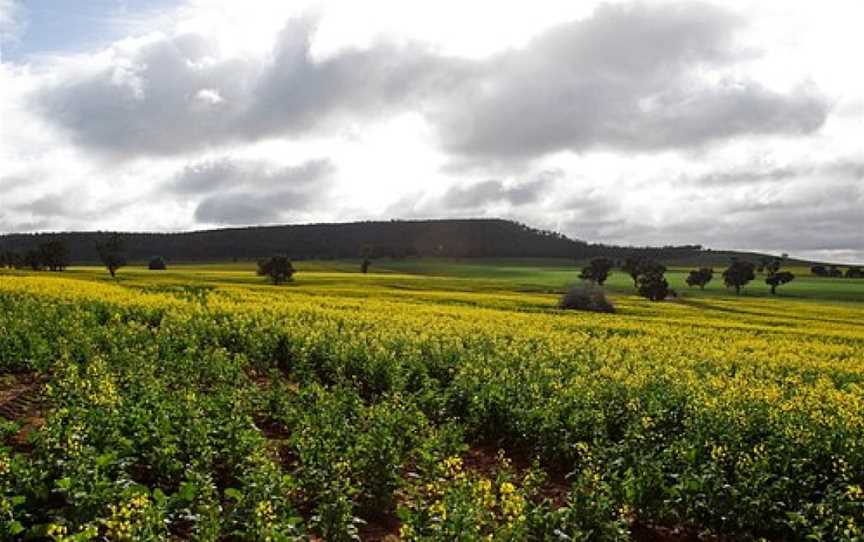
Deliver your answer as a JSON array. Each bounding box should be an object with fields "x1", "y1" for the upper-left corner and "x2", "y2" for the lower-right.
[
  {"x1": 7, "y1": 521, "x2": 24, "y2": 536},
  {"x1": 223, "y1": 487, "x2": 243, "y2": 502},
  {"x1": 177, "y1": 482, "x2": 197, "y2": 502}
]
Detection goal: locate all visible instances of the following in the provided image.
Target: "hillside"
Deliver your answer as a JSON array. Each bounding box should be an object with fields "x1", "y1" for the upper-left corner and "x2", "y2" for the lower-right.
[{"x1": 0, "y1": 218, "x2": 806, "y2": 265}]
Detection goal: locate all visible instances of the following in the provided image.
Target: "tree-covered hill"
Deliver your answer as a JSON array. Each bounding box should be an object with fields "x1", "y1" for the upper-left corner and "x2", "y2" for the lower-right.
[{"x1": 0, "y1": 218, "x2": 810, "y2": 265}]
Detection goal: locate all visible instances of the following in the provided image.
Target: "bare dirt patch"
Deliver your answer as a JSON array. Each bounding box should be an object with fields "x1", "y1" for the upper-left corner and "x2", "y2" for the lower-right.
[{"x1": 0, "y1": 372, "x2": 46, "y2": 452}]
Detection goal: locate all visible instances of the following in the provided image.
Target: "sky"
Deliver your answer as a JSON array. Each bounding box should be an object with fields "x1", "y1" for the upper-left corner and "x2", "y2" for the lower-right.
[{"x1": 0, "y1": 0, "x2": 862, "y2": 262}]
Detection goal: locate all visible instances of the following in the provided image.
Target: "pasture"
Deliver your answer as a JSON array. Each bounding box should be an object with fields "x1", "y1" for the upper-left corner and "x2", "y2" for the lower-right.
[{"x1": 1, "y1": 260, "x2": 862, "y2": 540}]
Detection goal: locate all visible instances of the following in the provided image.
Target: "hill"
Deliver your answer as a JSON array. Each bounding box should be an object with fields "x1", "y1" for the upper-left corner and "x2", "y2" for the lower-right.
[{"x1": 0, "y1": 218, "x2": 810, "y2": 265}]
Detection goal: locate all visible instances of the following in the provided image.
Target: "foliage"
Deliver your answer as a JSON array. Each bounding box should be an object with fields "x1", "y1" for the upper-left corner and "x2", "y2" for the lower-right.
[
  {"x1": 686, "y1": 267, "x2": 713, "y2": 289},
  {"x1": 622, "y1": 256, "x2": 646, "y2": 287},
  {"x1": 0, "y1": 220, "x2": 714, "y2": 262},
  {"x1": 96, "y1": 235, "x2": 126, "y2": 277},
  {"x1": 558, "y1": 282, "x2": 615, "y2": 313},
  {"x1": 147, "y1": 257, "x2": 167, "y2": 271},
  {"x1": 637, "y1": 265, "x2": 670, "y2": 301},
  {"x1": 257, "y1": 255, "x2": 295, "y2": 284},
  {"x1": 765, "y1": 271, "x2": 795, "y2": 294},
  {"x1": 578, "y1": 257, "x2": 614, "y2": 285},
  {"x1": 0, "y1": 272, "x2": 862, "y2": 540},
  {"x1": 722, "y1": 259, "x2": 756, "y2": 295}
]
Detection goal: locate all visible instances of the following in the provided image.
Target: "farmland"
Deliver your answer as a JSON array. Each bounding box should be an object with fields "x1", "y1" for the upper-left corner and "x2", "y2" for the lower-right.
[{"x1": 1, "y1": 261, "x2": 863, "y2": 540}]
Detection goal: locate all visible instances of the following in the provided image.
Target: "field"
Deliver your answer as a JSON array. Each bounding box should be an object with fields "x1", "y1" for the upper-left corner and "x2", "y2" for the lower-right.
[{"x1": 1, "y1": 260, "x2": 863, "y2": 541}]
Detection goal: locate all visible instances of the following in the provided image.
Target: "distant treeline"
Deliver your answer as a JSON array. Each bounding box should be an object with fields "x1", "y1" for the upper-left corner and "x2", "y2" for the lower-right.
[{"x1": 0, "y1": 218, "x2": 817, "y2": 266}]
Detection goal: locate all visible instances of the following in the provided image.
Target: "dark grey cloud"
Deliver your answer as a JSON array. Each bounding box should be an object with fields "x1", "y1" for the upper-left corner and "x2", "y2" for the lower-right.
[
  {"x1": 34, "y1": 32, "x2": 258, "y2": 158},
  {"x1": 31, "y1": 2, "x2": 828, "y2": 162},
  {"x1": 682, "y1": 158, "x2": 864, "y2": 186},
  {"x1": 438, "y1": 171, "x2": 558, "y2": 209},
  {"x1": 579, "y1": 177, "x2": 863, "y2": 260},
  {"x1": 33, "y1": 18, "x2": 451, "y2": 159},
  {"x1": 172, "y1": 157, "x2": 333, "y2": 194},
  {"x1": 180, "y1": 156, "x2": 335, "y2": 225},
  {"x1": 433, "y1": 3, "x2": 828, "y2": 161},
  {"x1": 14, "y1": 193, "x2": 68, "y2": 216},
  {"x1": 194, "y1": 190, "x2": 318, "y2": 225}
]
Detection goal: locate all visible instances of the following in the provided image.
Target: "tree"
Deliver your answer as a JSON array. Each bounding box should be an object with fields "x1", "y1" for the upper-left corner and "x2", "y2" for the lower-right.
[
  {"x1": 622, "y1": 256, "x2": 645, "y2": 287},
  {"x1": 686, "y1": 267, "x2": 713, "y2": 289},
  {"x1": 96, "y1": 235, "x2": 127, "y2": 278},
  {"x1": 722, "y1": 259, "x2": 755, "y2": 295},
  {"x1": 810, "y1": 265, "x2": 827, "y2": 277},
  {"x1": 766, "y1": 271, "x2": 795, "y2": 295},
  {"x1": 360, "y1": 244, "x2": 373, "y2": 274},
  {"x1": 827, "y1": 265, "x2": 843, "y2": 278},
  {"x1": 23, "y1": 249, "x2": 43, "y2": 271},
  {"x1": 257, "y1": 254, "x2": 295, "y2": 285},
  {"x1": 637, "y1": 267, "x2": 670, "y2": 301},
  {"x1": 846, "y1": 266, "x2": 864, "y2": 279},
  {"x1": 38, "y1": 240, "x2": 69, "y2": 271},
  {"x1": 764, "y1": 257, "x2": 782, "y2": 276},
  {"x1": 0, "y1": 250, "x2": 20, "y2": 269},
  {"x1": 579, "y1": 257, "x2": 614, "y2": 286},
  {"x1": 148, "y1": 256, "x2": 167, "y2": 270}
]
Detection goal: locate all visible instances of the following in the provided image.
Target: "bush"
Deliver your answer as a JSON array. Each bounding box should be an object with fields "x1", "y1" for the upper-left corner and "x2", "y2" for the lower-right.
[
  {"x1": 148, "y1": 256, "x2": 167, "y2": 270},
  {"x1": 558, "y1": 282, "x2": 615, "y2": 313}
]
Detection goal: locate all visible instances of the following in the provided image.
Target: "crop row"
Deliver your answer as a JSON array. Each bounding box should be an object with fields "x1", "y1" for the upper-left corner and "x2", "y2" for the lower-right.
[{"x1": 0, "y1": 276, "x2": 862, "y2": 540}]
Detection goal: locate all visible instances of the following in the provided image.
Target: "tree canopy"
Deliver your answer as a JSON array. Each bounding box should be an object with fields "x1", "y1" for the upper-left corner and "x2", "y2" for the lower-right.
[
  {"x1": 579, "y1": 257, "x2": 614, "y2": 286},
  {"x1": 686, "y1": 267, "x2": 713, "y2": 289},
  {"x1": 257, "y1": 255, "x2": 295, "y2": 285},
  {"x1": 766, "y1": 271, "x2": 795, "y2": 295},
  {"x1": 722, "y1": 260, "x2": 756, "y2": 295},
  {"x1": 96, "y1": 235, "x2": 127, "y2": 277}
]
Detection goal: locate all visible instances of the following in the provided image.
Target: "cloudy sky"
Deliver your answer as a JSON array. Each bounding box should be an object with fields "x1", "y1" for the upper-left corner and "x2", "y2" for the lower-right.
[{"x1": 1, "y1": 0, "x2": 862, "y2": 262}]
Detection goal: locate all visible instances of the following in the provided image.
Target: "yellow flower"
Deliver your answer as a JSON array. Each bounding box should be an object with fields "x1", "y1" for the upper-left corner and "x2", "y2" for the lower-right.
[{"x1": 47, "y1": 523, "x2": 68, "y2": 540}]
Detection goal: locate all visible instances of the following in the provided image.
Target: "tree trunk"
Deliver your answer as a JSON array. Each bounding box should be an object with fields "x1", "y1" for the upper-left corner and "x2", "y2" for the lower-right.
[{"x1": 770, "y1": 284, "x2": 776, "y2": 295}]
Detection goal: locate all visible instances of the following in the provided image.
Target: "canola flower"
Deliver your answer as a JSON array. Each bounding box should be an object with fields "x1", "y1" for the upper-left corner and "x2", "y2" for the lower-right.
[{"x1": 0, "y1": 274, "x2": 862, "y2": 540}]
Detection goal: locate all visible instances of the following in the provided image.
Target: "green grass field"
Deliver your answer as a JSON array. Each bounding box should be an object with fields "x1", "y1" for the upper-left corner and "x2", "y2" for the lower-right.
[{"x1": 9, "y1": 257, "x2": 859, "y2": 303}]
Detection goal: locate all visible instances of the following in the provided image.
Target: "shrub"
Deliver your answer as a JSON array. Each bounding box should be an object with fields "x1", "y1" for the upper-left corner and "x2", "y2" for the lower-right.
[
  {"x1": 558, "y1": 282, "x2": 615, "y2": 313},
  {"x1": 148, "y1": 256, "x2": 167, "y2": 270}
]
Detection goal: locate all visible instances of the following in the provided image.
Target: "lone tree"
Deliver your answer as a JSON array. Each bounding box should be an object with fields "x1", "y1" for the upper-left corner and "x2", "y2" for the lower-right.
[
  {"x1": 148, "y1": 256, "x2": 167, "y2": 270},
  {"x1": 766, "y1": 271, "x2": 795, "y2": 295},
  {"x1": 257, "y1": 254, "x2": 295, "y2": 285},
  {"x1": 722, "y1": 259, "x2": 755, "y2": 295},
  {"x1": 579, "y1": 257, "x2": 614, "y2": 286},
  {"x1": 686, "y1": 267, "x2": 714, "y2": 289},
  {"x1": 360, "y1": 243, "x2": 373, "y2": 273},
  {"x1": 637, "y1": 266, "x2": 671, "y2": 301},
  {"x1": 96, "y1": 235, "x2": 127, "y2": 278}
]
